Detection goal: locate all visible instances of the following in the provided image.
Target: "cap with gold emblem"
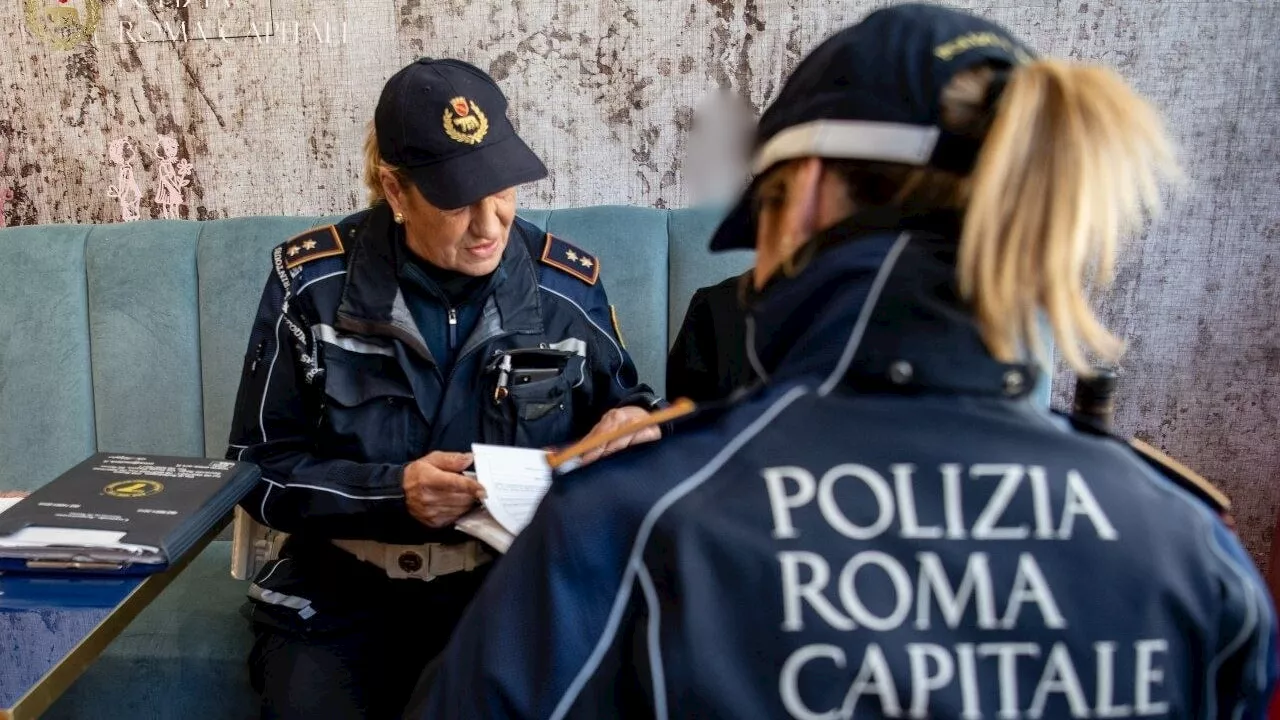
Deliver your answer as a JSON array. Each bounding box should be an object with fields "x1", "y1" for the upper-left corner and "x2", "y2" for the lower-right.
[{"x1": 375, "y1": 58, "x2": 548, "y2": 210}]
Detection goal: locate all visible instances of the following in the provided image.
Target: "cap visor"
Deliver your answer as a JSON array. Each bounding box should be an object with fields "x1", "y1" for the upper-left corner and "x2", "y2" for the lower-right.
[
  {"x1": 408, "y1": 134, "x2": 548, "y2": 210},
  {"x1": 708, "y1": 188, "x2": 758, "y2": 252}
]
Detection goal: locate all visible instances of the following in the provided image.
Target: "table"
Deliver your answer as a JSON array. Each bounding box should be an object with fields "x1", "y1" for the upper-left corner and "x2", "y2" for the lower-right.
[{"x1": 0, "y1": 516, "x2": 230, "y2": 720}]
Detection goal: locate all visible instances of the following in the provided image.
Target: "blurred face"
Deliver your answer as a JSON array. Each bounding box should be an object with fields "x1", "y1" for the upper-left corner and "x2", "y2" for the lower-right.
[{"x1": 381, "y1": 169, "x2": 516, "y2": 276}]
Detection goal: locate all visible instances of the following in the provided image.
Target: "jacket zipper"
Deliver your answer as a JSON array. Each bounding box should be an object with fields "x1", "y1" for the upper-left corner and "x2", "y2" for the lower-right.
[
  {"x1": 426, "y1": 301, "x2": 471, "y2": 385},
  {"x1": 426, "y1": 291, "x2": 519, "y2": 447}
]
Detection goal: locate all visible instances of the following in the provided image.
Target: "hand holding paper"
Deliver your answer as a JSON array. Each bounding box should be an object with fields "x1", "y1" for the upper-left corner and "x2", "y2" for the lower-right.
[
  {"x1": 457, "y1": 401, "x2": 695, "y2": 553},
  {"x1": 403, "y1": 451, "x2": 486, "y2": 529},
  {"x1": 469, "y1": 444, "x2": 553, "y2": 536}
]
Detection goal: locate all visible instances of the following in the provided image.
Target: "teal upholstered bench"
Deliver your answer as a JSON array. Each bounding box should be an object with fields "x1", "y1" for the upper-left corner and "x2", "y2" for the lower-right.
[{"x1": 0, "y1": 206, "x2": 1050, "y2": 717}]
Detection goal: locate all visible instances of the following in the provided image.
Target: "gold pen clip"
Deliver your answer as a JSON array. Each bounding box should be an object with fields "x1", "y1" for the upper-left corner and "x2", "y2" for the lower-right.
[{"x1": 493, "y1": 353, "x2": 513, "y2": 404}]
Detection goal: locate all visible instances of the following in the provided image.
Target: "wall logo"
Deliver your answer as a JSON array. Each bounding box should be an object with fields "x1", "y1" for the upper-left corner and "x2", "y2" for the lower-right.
[
  {"x1": 443, "y1": 97, "x2": 488, "y2": 145},
  {"x1": 24, "y1": 0, "x2": 102, "y2": 51},
  {"x1": 103, "y1": 479, "x2": 164, "y2": 498}
]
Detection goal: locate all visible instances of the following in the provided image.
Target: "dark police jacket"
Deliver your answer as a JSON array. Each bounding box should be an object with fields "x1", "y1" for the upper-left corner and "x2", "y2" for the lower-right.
[
  {"x1": 412, "y1": 216, "x2": 1277, "y2": 719},
  {"x1": 226, "y1": 204, "x2": 659, "y2": 546},
  {"x1": 666, "y1": 271, "x2": 755, "y2": 403}
]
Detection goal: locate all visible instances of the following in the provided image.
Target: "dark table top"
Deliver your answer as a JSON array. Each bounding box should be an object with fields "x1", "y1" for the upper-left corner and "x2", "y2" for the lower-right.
[
  {"x1": 0, "y1": 575, "x2": 142, "y2": 710},
  {"x1": 0, "y1": 518, "x2": 228, "y2": 720}
]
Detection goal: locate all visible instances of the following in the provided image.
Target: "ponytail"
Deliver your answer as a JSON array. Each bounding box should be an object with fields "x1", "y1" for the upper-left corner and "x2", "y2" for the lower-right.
[{"x1": 956, "y1": 60, "x2": 1180, "y2": 375}]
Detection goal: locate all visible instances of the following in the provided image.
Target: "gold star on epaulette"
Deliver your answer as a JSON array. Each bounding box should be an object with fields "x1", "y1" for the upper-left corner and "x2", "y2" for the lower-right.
[
  {"x1": 282, "y1": 226, "x2": 345, "y2": 270},
  {"x1": 540, "y1": 233, "x2": 600, "y2": 286}
]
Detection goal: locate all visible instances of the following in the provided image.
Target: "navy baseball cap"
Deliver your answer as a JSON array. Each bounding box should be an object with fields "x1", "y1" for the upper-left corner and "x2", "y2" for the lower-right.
[
  {"x1": 375, "y1": 58, "x2": 548, "y2": 210},
  {"x1": 709, "y1": 3, "x2": 1034, "y2": 251}
]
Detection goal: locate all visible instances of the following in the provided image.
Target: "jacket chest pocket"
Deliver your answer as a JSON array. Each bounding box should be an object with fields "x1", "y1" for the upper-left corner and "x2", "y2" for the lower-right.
[
  {"x1": 321, "y1": 348, "x2": 429, "y2": 463},
  {"x1": 481, "y1": 347, "x2": 584, "y2": 449}
]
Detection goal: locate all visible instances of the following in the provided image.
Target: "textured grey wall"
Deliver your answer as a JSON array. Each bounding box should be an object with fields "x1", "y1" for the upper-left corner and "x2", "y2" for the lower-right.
[{"x1": 1, "y1": 1, "x2": 1277, "y2": 561}]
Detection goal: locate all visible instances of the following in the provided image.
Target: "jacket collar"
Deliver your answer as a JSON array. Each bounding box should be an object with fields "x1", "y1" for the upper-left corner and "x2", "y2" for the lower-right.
[
  {"x1": 748, "y1": 210, "x2": 1040, "y2": 399},
  {"x1": 334, "y1": 205, "x2": 544, "y2": 359}
]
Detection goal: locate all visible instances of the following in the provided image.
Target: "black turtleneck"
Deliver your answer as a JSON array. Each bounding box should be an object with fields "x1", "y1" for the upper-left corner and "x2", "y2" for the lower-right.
[{"x1": 406, "y1": 252, "x2": 493, "y2": 307}]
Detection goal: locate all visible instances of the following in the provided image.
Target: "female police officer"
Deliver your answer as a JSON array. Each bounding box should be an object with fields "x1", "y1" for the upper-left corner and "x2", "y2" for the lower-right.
[
  {"x1": 224, "y1": 58, "x2": 662, "y2": 719},
  {"x1": 411, "y1": 5, "x2": 1277, "y2": 718}
]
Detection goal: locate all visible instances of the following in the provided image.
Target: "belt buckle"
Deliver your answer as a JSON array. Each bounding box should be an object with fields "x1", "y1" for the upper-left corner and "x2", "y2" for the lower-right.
[{"x1": 392, "y1": 547, "x2": 435, "y2": 581}]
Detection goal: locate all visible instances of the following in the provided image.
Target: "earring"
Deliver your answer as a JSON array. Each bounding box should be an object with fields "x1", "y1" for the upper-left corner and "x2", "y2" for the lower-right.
[{"x1": 393, "y1": 212, "x2": 405, "y2": 224}]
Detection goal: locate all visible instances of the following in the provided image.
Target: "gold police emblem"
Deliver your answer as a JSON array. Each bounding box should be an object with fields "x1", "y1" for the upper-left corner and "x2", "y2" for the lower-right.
[
  {"x1": 103, "y1": 479, "x2": 164, "y2": 499},
  {"x1": 24, "y1": 0, "x2": 102, "y2": 51},
  {"x1": 443, "y1": 96, "x2": 489, "y2": 145}
]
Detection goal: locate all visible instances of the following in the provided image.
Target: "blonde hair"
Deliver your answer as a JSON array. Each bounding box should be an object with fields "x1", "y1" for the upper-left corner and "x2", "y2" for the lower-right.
[
  {"x1": 816, "y1": 61, "x2": 1179, "y2": 375},
  {"x1": 361, "y1": 121, "x2": 411, "y2": 207},
  {"x1": 959, "y1": 60, "x2": 1178, "y2": 374}
]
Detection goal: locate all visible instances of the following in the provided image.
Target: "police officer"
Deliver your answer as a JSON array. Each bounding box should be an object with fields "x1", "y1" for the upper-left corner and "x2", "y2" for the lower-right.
[
  {"x1": 409, "y1": 6, "x2": 1277, "y2": 718},
  {"x1": 225, "y1": 57, "x2": 663, "y2": 720}
]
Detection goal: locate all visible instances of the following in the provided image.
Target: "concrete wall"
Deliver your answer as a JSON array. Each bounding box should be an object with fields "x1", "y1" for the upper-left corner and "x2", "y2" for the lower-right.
[{"x1": 2, "y1": 1, "x2": 1277, "y2": 562}]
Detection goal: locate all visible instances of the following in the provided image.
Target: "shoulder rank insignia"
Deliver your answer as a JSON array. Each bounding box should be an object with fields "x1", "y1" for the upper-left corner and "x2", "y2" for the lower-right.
[
  {"x1": 1057, "y1": 409, "x2": 1232, "y2": 519},
  {"x1": 282, "y1": 225, "x2": 345, "y2": 270},
  {"x1": 541, "y1": 233, "x2": 599, "y2": 286},
  {"x1": 1130, "y1": 438, "x2": 1232, "y2": 515}
]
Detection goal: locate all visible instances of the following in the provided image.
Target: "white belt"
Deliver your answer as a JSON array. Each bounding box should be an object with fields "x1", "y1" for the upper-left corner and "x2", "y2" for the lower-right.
[{"x1": 331, "y1": 538, "x2": 493, "y2": 581}]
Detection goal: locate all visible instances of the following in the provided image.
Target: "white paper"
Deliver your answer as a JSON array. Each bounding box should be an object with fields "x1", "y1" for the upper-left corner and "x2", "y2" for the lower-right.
[
  {"x1": 470, "y1": 444, "x2": 553, "y2": 536},
  {"x1": 454, "y1": 506, "x2": 516, "y2": 554},
  {"x1": 0, "y1": 526, "x2": 128, "y2": 547},
  {"x1": 0, "y1": 526, "x2": 159, "y2": 557}
]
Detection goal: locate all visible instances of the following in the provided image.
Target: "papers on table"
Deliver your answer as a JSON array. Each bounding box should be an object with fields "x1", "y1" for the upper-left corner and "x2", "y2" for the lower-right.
[
  {"x1": 0, "y1": 496, "x2": 161, "y2": 563},
  {"x1": 0, "y1": 497, "x2": 160, "y2": 564},
  {"x1": 460, "y1": 444, "x2": 553, "y2": 550},
  {"x1": 0, "y1": 526, "x2": 161, "y2": 563}
]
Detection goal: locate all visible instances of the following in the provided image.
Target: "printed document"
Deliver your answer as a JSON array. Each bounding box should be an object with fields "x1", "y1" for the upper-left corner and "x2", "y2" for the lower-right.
[{"x1": 469, "y1": 444, "x2": 553, "y2": 537}]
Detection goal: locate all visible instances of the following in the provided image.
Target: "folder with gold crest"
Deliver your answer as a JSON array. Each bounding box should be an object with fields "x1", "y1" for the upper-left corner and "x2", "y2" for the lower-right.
[{"x1": 0, "y1": 453, "x2": 259, "y2": 575}]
